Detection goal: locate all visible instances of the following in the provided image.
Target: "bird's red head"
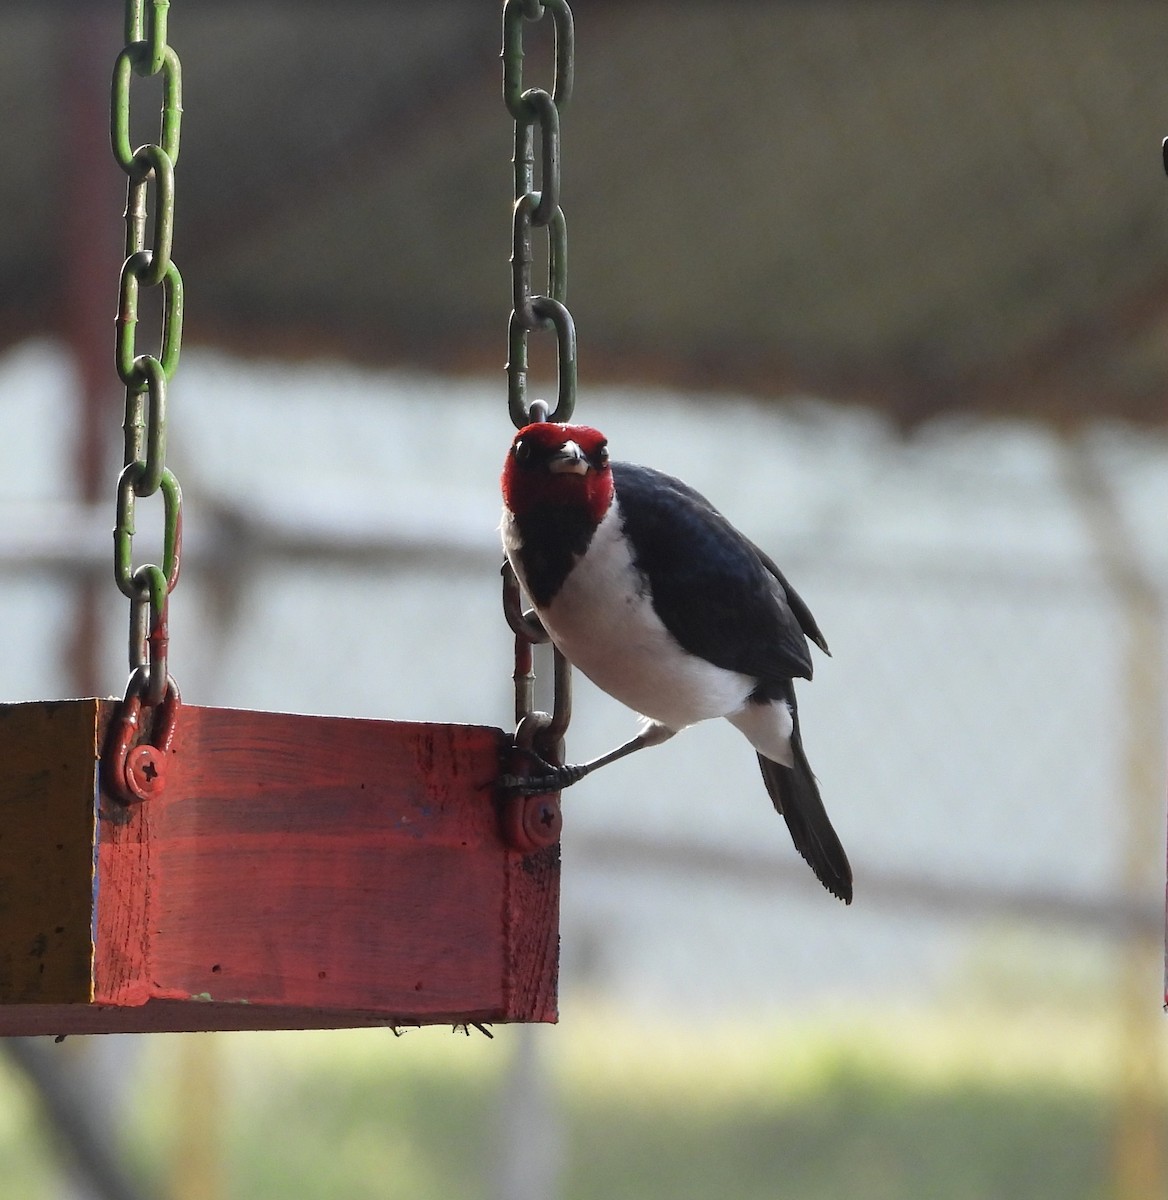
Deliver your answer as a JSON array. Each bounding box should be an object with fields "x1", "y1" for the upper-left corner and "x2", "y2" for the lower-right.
[{"x1": 502, "y1": 422, "x2": 614, "y2": 522}]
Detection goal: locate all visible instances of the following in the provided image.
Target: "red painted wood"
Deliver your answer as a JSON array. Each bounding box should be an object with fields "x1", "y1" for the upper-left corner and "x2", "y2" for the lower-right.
[
  {"x1": 0, "y1": 1001, "x2": 513, "y2": 1036},
  {"x1": 0, "y1": 700, "x2": 559, "y2": 1034}
]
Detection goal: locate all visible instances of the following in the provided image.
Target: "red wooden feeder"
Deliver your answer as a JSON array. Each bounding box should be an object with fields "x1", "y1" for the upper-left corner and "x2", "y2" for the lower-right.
[
  {"x1": 0, "y1": 698, "x2": 559, "y2": 1035},
  {"x1": 0, "y1": 1, "x2": 570, "y2": 1037}
]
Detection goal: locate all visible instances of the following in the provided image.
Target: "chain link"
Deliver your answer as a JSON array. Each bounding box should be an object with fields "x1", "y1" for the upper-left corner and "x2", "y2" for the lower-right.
[
  {"x1": 502, "y1": 0, "x2": 576, "y2": 790},
  {"x1": 110, "y1": 0, "x2": 184, "y2": 715},
  {"x1": 503, "y1": 0, "x2": 576, "y2": 429}
]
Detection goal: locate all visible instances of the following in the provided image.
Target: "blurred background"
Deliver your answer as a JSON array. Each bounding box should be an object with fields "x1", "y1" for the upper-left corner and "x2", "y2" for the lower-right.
[{"x1": 1, "y1": 1, "x2": 1167, "y2": 1197}]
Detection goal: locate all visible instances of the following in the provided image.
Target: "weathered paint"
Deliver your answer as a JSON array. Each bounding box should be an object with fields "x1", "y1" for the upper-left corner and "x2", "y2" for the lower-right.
[
  {"x1": 0, "y1": 701, "x2": 98, "y2": 1004},
  {"x1": 0, "y1": 699, "x2": 559, "y2": 1034}
]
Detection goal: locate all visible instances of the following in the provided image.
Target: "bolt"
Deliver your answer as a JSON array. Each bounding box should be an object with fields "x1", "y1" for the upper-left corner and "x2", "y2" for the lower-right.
[
  {"x1": 521, "y1": 793, "x2": 562, "y2": 848},
  {"x1": 123, "y1": 744, "x2": 167, "y2": 801}
]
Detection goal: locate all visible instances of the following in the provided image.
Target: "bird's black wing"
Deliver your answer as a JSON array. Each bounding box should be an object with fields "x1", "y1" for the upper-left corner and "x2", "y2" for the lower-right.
[
  {"x1": 746, "y1": 540, "x2": 830, "y2": 656},
  {"x1": 611, "y1": 462, "x2": 816, "y2": 684}
]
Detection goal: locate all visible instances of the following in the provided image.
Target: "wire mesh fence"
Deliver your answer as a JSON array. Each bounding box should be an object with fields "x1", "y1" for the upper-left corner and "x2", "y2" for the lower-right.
[
  {"x1": 1, "y1": 3, "x2": 1166, "y2": 1195},
  {"x1": 1, "y1": 347, "x2": 1165, "y2": 1197}
]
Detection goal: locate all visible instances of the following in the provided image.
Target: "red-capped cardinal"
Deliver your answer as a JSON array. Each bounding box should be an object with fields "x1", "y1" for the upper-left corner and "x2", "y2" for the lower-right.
[{"x1": 501, "y1": 421, "x2": 851, "y2": 903}]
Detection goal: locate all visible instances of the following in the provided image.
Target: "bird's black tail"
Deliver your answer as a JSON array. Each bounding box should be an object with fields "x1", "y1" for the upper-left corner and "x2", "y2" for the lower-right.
[{"x1": 758, "y1": 708, "x2": 852, "y2": 904}]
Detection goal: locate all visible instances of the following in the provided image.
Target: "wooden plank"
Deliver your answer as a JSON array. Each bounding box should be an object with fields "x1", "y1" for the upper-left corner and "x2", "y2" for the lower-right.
[
  {"x1": 0, "y1": 699, "x2": 559, "y2": 1034},
  {"x1": 0, "y1": 701, "x2": 97, "y2": 1004},
  {"x1": 0, "y1": 1001, "x2": 488, "y2": 1036},
  {"x1": 502, "y1": 844, "x2": 560, "y2": 1021}
]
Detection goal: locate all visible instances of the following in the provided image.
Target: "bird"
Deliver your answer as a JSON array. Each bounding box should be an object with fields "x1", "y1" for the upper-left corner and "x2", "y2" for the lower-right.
[{"x1": 500, "y1": 420, "x2": 852, "y2": 903}]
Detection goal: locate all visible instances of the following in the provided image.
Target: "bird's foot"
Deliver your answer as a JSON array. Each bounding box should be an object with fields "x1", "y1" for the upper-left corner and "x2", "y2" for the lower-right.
[{"x1": 499, "y1": 746, "x2": 590, "y2": 795}]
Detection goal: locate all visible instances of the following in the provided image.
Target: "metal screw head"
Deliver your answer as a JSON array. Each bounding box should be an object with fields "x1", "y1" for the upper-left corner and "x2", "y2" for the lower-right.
[
  {"x1": 123, "y1": 744, "x2": 167, "y2": 801},
  {"x1": 520, "y1": 793, "x2": 563, "y2": 849},
  {"x1": 500, "y1": 786, "x2": 563, "y2": 853}
]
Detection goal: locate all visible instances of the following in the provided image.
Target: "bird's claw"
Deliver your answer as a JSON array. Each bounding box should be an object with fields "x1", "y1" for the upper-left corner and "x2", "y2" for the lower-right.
[
  {"x1": 499, "y1": 746, "x2": 588, "y2": 795},
  {"x1": 498, "y1": 770, "x2": 565, "y2": 795}
]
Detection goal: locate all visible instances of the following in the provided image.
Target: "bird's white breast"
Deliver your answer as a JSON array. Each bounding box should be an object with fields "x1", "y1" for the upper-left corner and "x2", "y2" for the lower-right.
[{"x1": 504, "y1": 500, "x2": 756, "y2": 732}]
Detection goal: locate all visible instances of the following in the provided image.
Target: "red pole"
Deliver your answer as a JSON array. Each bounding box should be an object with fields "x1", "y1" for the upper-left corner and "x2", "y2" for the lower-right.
[{"x1": 63, "y1": 14, "x2": 123, "y2": 698}]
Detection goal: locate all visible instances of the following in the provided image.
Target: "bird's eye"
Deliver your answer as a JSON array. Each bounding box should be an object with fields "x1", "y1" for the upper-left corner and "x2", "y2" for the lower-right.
[
  {"x1": 513, "y1": 438, "x2": 534, "y2": 465},
  {"x1": 593, "y1": 441, "x2": 610, "y2": 467}
]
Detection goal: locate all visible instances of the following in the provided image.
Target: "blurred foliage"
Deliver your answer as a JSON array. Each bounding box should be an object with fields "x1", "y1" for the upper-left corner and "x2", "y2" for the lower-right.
[
  {"x1": 5, "y1": 1004, "x2": 1130, "y2": 1199},
  {"x1": 0, "y1": 1055, "x2": 61, "y2": 1197}
]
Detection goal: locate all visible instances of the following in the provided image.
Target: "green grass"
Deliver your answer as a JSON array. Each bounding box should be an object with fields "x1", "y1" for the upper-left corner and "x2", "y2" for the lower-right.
[
  {"x1": 217, "y1": 1064, "x2": 1105, "y2": 1200},
  {"x1": 0, "y1": 1055, "x2": 65, "y2": 1198},
  {"x1": 563, "y1": 1071, "x2": 1104, "y2": 1200},
  {"x1": 0, "y1": 1003, "x2": 1159, "y2": 1199},
  {"x1": 149, "y1": 1005, "x2": 1149, "y2": 1200}
]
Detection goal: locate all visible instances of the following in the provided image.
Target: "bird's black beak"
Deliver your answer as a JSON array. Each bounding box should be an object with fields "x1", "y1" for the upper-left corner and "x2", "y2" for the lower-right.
[{"x1": 547, "y1": 441, "x2": 589, "y2": 476}]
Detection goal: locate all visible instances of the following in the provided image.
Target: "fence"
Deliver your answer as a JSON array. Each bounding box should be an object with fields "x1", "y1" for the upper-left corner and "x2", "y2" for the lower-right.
[{"x1": 0, "y1": 347, "x2": 1166, "y2": 1196}]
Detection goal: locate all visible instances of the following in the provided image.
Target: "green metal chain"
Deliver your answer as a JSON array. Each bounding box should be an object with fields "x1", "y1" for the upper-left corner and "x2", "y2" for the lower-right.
[
  {"x1": 502, "y1": 0, "x2": 576, "y2": 788},
  {"x1": 503, "y1": 0, "x2": 576, "y2": 429},
  {"x1": 111, "y1": 0, "x2": 184, "y2": 713}
]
